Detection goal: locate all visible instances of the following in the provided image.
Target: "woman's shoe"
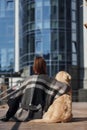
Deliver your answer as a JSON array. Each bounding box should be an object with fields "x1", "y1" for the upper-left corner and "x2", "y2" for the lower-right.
[{"x1": 0, "y1": 116, "x2": 9, "y2": 122}]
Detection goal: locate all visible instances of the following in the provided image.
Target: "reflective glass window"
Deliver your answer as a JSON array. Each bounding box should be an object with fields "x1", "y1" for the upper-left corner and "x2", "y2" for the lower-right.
[
  {"x1": 0, "y1": 0, "x2": 5, "y2": 17},
  {"x1": 71, "y1": 1, "x2": 76, "y2": 10},
  {"x1": 51, "y1": 21, "x2": 58, "y2": 28},
  {"x1": 7, "y1": 25, "x2": 14, "y2": 36},
  {"x1": 28, "y1": 3, "x2": 35, "y2": 22},
  {"x1": 51, "y1": 30, "x2": 58, "y2": 51},
  {"x1": 36, "y1": 0, "x2": 42, "y2": 7},
  {"x1": 51, "y1": 0, "x2": 58, "y2": 19},
  {"x1": 7, "y1": 1, "x2": 14, "y2": 10},
  {"x1": 28, "y1": 33, "x2": 35, "y2": 53},
  {"x1": 36, "y1": 7, "x2": 42, "y2": 21},
  {"x1": 59, "y1": 32, "x2": 65, "y2": 52},
  {"x1": 72, "y1": 41, "x2": 77, "y2": 65},
  {"x1": 43, "y1": 21, "x2": 50, "y2": 29},
  {"x1": 43, "y1": 5, "x2": 50, "y2": 20},
  {"x1": 43, "y1": 30, "x2": 50, "y2": 54},
  {"x1": 72, "y1": 11, "x2": 76, "y2": 21},
  {"x1": 35, "y1": 29, "x2": 42, "y2": 53},
  {"x1": 72, "y1": 22, "x2": 76, "y2": 30},
  {"x1": 35, "y1": 41, "x2": 42, "y2": 54},
  {"x1": 0, "y1": 0, "x2": 14, "y2": 72},
  {"x1": 72, "y1": 32, "x2": 76, "y2": 41},
  {"x1": 59, "y1": 0, "x2": 65, "y2": 19}
]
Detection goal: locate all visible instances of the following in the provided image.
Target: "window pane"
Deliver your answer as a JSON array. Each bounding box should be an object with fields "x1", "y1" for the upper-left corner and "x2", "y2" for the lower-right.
[
  {"x1": 0, "y1": 0, "x2": 5, "y2": 17},
  {"x1": 7, "y1": 1, "x2": 14, "y2": 10}
]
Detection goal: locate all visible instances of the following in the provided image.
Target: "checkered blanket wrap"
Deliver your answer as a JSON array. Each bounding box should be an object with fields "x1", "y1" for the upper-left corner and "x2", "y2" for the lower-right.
[{"x1": 19, "y1": 74, "x2": 68, "y2": 111}]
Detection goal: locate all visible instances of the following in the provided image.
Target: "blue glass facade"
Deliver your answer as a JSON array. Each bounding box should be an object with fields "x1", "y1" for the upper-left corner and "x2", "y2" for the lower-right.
[
  {"x1": 0, "y1": 0, "x2": 15, "y2": 74},
  {"x1": 19, "y1": 0, "x2": 78, "y2": 76}
]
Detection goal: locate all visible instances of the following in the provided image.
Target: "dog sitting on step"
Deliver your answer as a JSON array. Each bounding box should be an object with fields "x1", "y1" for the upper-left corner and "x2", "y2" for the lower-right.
[{"x1": 28, "y1": 71, "x2": 72, "y2": 123}]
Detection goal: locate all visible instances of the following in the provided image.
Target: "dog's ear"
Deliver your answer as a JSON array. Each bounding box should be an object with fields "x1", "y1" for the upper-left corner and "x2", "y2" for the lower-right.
[{"x1": 66, "y1": 73, "x2": 71, "y2": 82}]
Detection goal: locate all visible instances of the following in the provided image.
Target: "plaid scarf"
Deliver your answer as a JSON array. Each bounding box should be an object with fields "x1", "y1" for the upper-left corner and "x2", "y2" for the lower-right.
[{"x1": 20, "y1": 74, "x2": 68, "y2": 111}]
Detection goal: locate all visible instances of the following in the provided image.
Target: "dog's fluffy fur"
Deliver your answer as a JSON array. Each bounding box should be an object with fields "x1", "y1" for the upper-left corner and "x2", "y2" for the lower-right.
[{"x1": 28, "y1": 71, "x2": 72, "y2": 123}]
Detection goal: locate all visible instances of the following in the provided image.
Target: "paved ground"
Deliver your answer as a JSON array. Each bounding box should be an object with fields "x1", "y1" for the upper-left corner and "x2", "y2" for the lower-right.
[{"x1": 0, "y1": 102, "x2": 87, "y2": 130}]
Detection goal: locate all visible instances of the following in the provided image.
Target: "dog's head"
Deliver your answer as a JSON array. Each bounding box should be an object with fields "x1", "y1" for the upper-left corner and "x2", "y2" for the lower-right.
[{"x1": 55, "y1": 71, "x2": 71, "y2": 86}]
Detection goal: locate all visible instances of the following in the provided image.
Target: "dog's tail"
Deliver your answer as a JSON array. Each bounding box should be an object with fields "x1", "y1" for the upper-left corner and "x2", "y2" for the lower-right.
[
  {"x1": 28, "y1": 118, "x2": 57, "y2": 123},
  {"x1": 29, "y1": 119, "x2": 46, "y2": 123}
]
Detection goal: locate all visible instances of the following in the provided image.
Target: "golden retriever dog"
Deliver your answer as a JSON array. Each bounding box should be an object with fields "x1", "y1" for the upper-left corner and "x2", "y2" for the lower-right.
[{"x1": 28, "y1": 71, "x2": 72, "y2": 123}]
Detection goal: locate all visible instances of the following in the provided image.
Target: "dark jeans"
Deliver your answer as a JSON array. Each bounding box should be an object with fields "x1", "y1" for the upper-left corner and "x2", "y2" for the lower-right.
[{"x1": 6, "y1": 94, "x2": 22, "y2": 119}]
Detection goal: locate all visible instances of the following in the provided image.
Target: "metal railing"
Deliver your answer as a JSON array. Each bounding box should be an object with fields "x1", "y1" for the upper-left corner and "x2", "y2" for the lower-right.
[
  {"x1": 0, "y1": 86, "x2": 21, "y2": 102},
  {"x1": 0, "y1": 77, "x2": 25, "y2": 104}
]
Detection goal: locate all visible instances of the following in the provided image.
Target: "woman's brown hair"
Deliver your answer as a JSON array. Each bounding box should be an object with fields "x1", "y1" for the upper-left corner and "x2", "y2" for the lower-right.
[{"x1": 33, "y1": 56, "x2": 46, "y2": 74}]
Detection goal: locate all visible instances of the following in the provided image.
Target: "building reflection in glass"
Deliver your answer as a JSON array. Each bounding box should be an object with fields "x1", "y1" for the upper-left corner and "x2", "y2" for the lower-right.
[
  {"x1": 19, "y1": 0, "x2": 78, "y2": 76},
  {"x1": 0, "y1": 0, "x2": 15, "y2": 74}
]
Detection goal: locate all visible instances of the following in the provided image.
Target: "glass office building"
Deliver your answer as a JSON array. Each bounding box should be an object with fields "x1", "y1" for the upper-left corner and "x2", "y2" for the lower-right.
[
  {"x1": 0, "y1": 0, "x2": 15, "y2": 74},
  {"x1": 19, "y1": 0, "x2": 78, "y2": 77}
]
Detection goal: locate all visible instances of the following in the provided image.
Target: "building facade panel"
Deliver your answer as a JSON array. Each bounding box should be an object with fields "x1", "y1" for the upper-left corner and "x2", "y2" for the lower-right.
[
  {"x1": 19, "y1": 0, "x2": 78, "y2": 78},
  {"x1": 0, "y1": 0, "x2": 15, "y2": 74}
]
